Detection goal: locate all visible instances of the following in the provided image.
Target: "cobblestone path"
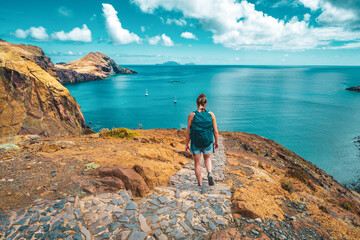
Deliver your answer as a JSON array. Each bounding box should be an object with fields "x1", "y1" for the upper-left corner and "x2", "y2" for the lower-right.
[{"x1": 1, "y1": 136, "x2": 234, "y2": 240}]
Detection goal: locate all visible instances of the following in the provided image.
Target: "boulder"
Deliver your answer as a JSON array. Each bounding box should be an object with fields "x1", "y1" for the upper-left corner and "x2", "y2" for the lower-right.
[
  {"x1": 97, "y1": 166, "x2": 150, "y2": 197},
  {"x1": 211, "y1": 228, "x2": 242, "y2": 240}
]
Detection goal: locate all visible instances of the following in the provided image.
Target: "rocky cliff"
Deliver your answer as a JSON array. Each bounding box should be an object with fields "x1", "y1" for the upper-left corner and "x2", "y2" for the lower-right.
[
  {"x1": 346, "y1": 86, "x2": 360, "y2": 92},
  {"x1": 0, "y1": 39, "x2": 85, "y2": 137},
  {"x1": 55, "y1": 52, "x2": 136, "y2": 83}
]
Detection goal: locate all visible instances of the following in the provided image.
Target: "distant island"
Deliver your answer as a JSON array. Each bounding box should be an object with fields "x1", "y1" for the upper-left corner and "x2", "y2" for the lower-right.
[
  {"x1": 55, "y1": 52, "x2": 137, "y2": 83},
  {"x1": 346, "y1": 86, "x2": 360, "y2": 92},
  {"x1": 156, "y1": 61, "x2": 196, "y2": 66}
]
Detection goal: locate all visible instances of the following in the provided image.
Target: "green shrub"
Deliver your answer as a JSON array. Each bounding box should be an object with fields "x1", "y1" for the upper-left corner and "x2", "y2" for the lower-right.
[
  {"x1": 281, "y1": 179, "x2": 293, "y2": 193},
  {"x1": 338, "y1": 199, "x2": 357, "y2": 212},
  {"x1": 319, "y1": 205, "x2": 329, "y2": 213},
  {"x1": 286, "y1": 169, "x2": 308, "y2": 183},
  {"x1": 99, "y1": 128, "x2": 140, "y2": 140}
]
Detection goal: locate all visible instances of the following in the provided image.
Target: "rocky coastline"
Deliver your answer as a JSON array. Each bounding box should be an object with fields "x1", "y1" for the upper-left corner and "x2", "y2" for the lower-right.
[{"x1": 0, "y1": 39, "x2": 135, "y2": 137}]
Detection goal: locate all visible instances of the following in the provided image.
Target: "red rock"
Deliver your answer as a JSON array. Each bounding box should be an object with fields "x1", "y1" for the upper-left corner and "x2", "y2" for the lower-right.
[
  {"x1": 211, "y1": 228, "x2": 242, "y2": 240},
  {"x1": 97, "y1": 166, "x2": 149, "y2": 197},
  {"x1": 233, "y1": 202, "x2": 260, "y2": 219},
  {"x1": 134, "y1": 164, "x2": 156, "y2": 190}
]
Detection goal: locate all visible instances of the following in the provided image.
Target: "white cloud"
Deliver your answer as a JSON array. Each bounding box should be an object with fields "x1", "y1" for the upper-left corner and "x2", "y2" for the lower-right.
[
  {"x1": 166, "y1": 18, "x2": 187, "y2": 26},
  {"x1": 299, "y1": 0, "x2": 358, "y2": 26},
  {"x1": 102, "y1": 3, "x2": 140, "y2": 44},
  {"x1": 328, "y1": 41, "x2": 360, "y2": 49},
  {"x1": 51, "y1": 24, "x2": 92, "y2": 42},
  {"x1": 13, "y1": 26, "x2": 49, "y2": 41},
  {"x1": 304, "y1": 13, "x2": 310, "y2": 22},
  {"x1": 299, "y1": 0, "x2": 321, "y2": 11},
  {"x1": 148, "y1": 35, "x2": 161, "y2": 45},
  {"x1": 161, "y1": 33, "x2": 174, "y2": 46},
  {"x1": 132, "y1": 0, "x2": 360, "y2": 50},
  {"x1": 148, "y1": 34, "x2": 174, "y2": 46},
  {"x1": 58, "y1": 6, "x2": 73, "y2": 17},
  {"x1": 181, "y1": 31, "x2": 198, "y2": 40}
]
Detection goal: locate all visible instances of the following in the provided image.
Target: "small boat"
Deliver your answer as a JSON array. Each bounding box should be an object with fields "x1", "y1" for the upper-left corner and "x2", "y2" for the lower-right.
[
  {"x1": 174, "y1": 96, "x2": 177, "y2": 103},
  {"x1": 145, "y1": 88, "x2": 148, "y2": 96}
]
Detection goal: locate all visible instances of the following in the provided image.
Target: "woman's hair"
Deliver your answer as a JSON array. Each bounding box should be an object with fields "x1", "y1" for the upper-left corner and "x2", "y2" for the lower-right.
[{"x1": 196, "y1": 93, "x2": 207, "y2": 106}]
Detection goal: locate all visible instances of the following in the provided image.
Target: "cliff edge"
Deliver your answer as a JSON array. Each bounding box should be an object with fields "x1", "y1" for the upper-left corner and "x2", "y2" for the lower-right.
[
  {"x1": 55, "y1": 52, "x2": 136, "y2": 83},
  {"x1": 0, "y1": 39, "x2": 85, "y2": 137}
]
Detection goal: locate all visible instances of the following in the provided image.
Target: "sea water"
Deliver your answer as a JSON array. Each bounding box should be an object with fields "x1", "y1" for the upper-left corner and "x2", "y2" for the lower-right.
[{"x1": 65, "y1": 65, "x2": 360, "y2": 186}]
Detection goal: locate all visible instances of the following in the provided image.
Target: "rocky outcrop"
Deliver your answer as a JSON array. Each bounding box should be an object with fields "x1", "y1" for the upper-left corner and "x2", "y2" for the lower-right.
[
  {"x1": 346, "y1": 86, "x2": 360, "y2": 92},
  {"x1": 0, "y1": 39, "x2": 85, "y2": 137},
  {"x1": 55, "y1": 52, "x2": 136, "y2": 83}
]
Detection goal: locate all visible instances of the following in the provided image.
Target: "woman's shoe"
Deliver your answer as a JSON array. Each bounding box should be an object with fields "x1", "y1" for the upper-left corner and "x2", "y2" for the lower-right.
[{"x1": 208, "y1": 172, "x2": 214, "y2": 186}]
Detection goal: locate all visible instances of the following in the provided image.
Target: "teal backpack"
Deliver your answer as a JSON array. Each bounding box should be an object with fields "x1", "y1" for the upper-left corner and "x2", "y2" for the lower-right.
[{"x1": 190, "y1": 109, "x2": 214, "y2": 152}]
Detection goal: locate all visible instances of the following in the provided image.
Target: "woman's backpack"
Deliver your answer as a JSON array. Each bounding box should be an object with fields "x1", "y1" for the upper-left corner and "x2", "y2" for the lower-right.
[{"x1": 190, "y1": 109, "x2": 214, "y2": 149}]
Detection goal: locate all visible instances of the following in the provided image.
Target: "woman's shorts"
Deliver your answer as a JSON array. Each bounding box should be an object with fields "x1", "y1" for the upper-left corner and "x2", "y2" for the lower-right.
[{"x1": 190, "y1": 143, "x2": 213, "y2": 155}]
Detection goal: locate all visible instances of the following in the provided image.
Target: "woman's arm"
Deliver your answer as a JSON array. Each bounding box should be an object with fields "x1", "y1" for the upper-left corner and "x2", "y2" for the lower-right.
[
  {"x1": 185, "y1": 113, "x2": 194, "y2": 152},
  {"x1": 209, "y1": 112, "x2": 219, "y2": 149}
]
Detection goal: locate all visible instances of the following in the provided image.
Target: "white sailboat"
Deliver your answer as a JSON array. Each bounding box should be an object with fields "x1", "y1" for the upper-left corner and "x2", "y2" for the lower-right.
[
  {"x1": 145, "y1": 88, "x2": 148, "y2": 96},
  {"x1": 174, "y1": 96, "x2": 177, "y2": 103}
]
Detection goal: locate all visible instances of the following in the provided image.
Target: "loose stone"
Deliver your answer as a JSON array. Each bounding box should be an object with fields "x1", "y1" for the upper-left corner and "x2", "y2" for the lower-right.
[
  {"x1": 179, "y1": 220, "x2": 195, "y2": 235},
  {"x1": 146, "y1": 214, "x2": 159, "y2": 223},
  {"x1": 170, "y1": 217, "x2": 178, "y2": 225},
  {"x1": 111, "y1": 199, "x2": 124, "y2": 205},
  {"x1": 109, "y1": 222, "x2": 121, "y2": 232},
  {"x1": 127, "y1": 229, "x2": 147, "y2": 240},
  {"x1": 193, "y1": 225, "x2": 207, "y2": 232},
  {"x1": 125, "y1": 201, "x2": 138, "y2": 210},
  {"x1": 209, "y1": 221, "x2": 217, "y2": 231}
]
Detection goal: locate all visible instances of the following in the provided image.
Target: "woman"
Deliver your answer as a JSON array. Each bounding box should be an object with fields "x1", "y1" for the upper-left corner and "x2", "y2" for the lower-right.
[{"x1": 185, "y1": 93, "x2": 219, "y2": 186}]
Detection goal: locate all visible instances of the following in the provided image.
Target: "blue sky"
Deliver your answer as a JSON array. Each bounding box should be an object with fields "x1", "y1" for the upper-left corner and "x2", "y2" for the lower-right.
[{"x1": 1, "y1": 0, "x2": 360, "y2": 65}]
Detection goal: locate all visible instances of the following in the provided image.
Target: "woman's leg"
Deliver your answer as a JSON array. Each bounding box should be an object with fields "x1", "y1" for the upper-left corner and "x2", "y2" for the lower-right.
[
  {"x1": 203, "y1": 153, "x2": 212, "y2": 173},
  {"x1": 194, "y1": 154, "x2": 202, "y2": 186}
]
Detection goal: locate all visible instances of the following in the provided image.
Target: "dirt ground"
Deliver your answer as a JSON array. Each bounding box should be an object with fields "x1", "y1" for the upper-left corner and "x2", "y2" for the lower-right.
[{"x1": 0, "y1": 129, "x2": 190, "y2": 211}]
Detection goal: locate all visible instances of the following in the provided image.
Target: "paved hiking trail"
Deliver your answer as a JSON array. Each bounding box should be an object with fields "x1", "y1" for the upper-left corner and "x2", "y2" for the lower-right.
[{"x1": 1, "y1": 136, "x2": 234, "y2": 240}]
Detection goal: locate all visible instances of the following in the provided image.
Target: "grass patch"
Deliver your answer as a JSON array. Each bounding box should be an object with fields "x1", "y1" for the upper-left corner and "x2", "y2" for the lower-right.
[
  {"x1": 281, "y1": 179, "x2": 294, "y2": 193},
  {"x1": 286, "y1": 168, "x2": 316, "y2": 191},
  {"x1": 258, "y1": 162, "x2": 264, "y2": 169},
  {"x1": 99, "y1": 128, "x2": 140, "y2": 140},
  {"x1": 337, "y1": 198, "x2": 358, "y2": 212},
  {"x1": 319, "y1": 205, "x2": 329, "y2": 214},
  {"x1": 286, "y1": 169, "x2": 308, "y2": 183},
  {"x1": 84, "y1": 162, "x2": 100, "y2": 172}
]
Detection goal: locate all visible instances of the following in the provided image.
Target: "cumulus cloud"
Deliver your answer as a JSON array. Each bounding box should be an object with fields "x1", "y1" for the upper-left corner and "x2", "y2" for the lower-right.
[
  {"x1": 148, "y1": 35, "x2": 161, "y2": 45},
  {"x1": 166, "y1": 18, "x2": 187, "y2": 26},
  {"x1": 102, "y1": 3, "x2": 140, "y2": 44},
  {"x1": 58, "y1": 6, "x2": 73, "y2": 17},
  {"x1": 13, "y1": 25, "x2": 92, "y2": 42},
  {"x1": 148, "y1": 34, "x2": 174, "y2": 46},
  {"x1": 131, "y1": 0, "x2": 360, "y2": 50},
  {"x1": 51, "y1": 24, "x2": 92, "y2": 42},
  {"x1": 161, "y1": 33, "x2": 174, "y2": 46},
  {"x1": 299, "y1": 0, "x2": 358, "y2": 26},
  {"x1": 181, "y1": 31, "x2": 198, "y2": 40},
  {"x1": 14, "y1": 26, "x2": 49, "y2": 41}
]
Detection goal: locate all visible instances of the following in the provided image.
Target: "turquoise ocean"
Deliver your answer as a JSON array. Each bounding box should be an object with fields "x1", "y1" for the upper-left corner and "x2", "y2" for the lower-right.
[{"x1": 65, "y1": 65, "x2": 360, "y2": 186}]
